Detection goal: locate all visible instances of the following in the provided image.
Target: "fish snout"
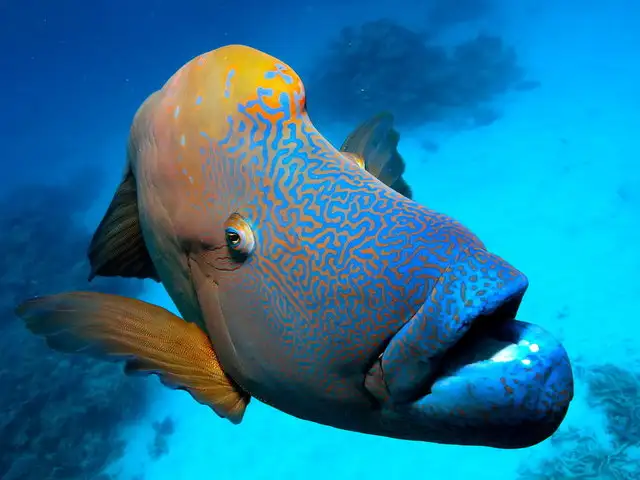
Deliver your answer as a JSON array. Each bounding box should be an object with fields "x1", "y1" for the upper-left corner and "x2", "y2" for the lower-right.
[{"x1": 364, "y1": 246, "x2": 574, "y2": 447}]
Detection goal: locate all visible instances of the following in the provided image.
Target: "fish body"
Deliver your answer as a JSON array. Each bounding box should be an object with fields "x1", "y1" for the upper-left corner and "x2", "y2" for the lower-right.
[{"x1": 16, "y1": 45, "x2": 573, "y2": 448}]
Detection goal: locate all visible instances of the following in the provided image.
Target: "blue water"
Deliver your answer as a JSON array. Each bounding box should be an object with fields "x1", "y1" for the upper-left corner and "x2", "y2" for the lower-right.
[{"x1": 1, "y1": 1, "x2": 639, "y2": 479}]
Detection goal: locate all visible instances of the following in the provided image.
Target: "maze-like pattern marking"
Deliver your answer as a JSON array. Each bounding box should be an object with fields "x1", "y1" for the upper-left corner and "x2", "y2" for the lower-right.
[{"x1": 128, "y1": 45, "x2": 573, "y2": 447}]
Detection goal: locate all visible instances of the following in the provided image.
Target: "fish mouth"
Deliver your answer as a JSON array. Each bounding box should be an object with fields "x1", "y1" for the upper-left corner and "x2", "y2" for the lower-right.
[
  {"x1": 388, "y1": 308, "x2": 572, "y2": 403},
  {"x1": 415, "y1": 314, "x2": 575, "y2": 446},
  {"x1": 433, "y1": 315, "x2": 553, "y2": 383},
  {"x1": 366, "y1": 305, "x2": 574, "y2": 447},
  {"x1": 364, "y1": 244, "x2": 574, "y2": 447}
]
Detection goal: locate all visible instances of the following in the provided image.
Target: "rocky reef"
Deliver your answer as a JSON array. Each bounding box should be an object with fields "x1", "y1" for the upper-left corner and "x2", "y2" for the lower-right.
[
  {"x1": 0, "y1": 168, "x2": 150, "y2": 480},
  {"x1": 306, "y1": 18, "x2": 533, "y2": 128}
]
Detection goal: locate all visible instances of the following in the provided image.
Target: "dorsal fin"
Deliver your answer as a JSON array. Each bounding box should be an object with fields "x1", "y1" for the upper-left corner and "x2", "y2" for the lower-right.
[
  {"x1": 340, "y1": 112, "x2": 413, "y2": 199},
  {"x1": 87, "y1": 165, "x2": 160, "y2": 282}
]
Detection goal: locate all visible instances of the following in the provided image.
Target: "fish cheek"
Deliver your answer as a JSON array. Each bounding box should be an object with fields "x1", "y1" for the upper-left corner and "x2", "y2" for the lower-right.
[
  {"x1": 187, "y1": 243, "x2": 238, "y2": 284},
  {"x1": 186, "y1": 246, "x2": 247, "y2": 376}
]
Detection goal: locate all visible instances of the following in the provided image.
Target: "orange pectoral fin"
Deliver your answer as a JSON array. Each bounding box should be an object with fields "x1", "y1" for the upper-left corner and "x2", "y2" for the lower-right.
[{"x1": 15, "y1": 291, "x2": 249, "y2": 424}]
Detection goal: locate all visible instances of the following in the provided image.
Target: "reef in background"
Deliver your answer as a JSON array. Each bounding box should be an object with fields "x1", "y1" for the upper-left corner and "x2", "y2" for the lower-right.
[
  {"x1": 0, "y1": 167, "x2": 150, "y2": 480},
  {"x1": 518, "y1": 362, "x2": 640, "y2": 479},
  {"x1": 306, "y1": 18, "x2": 536, "y2": 128},
  {"x1": 424, "y1": 0, "x2": 495, "y2": 34}
]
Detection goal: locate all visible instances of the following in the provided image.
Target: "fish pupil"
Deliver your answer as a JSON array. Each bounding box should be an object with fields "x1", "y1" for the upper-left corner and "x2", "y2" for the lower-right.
[{"x1": 226, "y1": 230, "x2": 241, "y2": 246}]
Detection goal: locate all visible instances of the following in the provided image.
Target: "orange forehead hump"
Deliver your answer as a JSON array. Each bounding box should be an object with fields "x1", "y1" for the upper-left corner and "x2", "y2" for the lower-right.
[{"x1": 159, "y1": 44, "x2": 306, "y2": 140}]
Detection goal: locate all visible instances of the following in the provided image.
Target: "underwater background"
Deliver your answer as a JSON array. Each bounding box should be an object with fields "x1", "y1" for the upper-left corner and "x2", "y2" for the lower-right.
[{"x1": 1, "y1": 0, "x2": 639, "y2": 479}]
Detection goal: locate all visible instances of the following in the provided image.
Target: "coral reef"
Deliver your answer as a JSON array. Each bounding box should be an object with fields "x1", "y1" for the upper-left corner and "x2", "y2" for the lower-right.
[
  {"x1": 306, "y1": 19, "x2": 531, "y2": 127},
  {"x1": 0, "y1": 168, "x2": 150, "y2": 480},
  {"x1": 585, "y1": 364, "x2": 640, "y2": 447},
  {"x1": 148, "y1": 417, "x2": 175, "y2": 460},
  {"x1": 518, "y1": 363, "x2": 640, "y2": 479},
  {"x1": 425, "y1": 0, "x2": 494, "y2": 31}
]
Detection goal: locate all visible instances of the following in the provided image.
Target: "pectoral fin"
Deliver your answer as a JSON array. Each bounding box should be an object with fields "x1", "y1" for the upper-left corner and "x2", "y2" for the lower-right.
[
  {"x1": 341, "y1": 112, "x2": 413, "y2": 199},
  {"x1": 15, "y1": 291, "x2": 249, "y2": 424},
  {"x1": 88, "y1": 166, "x2": 160, "y2": 282}
]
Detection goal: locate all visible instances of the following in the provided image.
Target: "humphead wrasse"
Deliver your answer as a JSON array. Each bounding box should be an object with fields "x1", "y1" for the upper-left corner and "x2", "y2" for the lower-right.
[{"x1": 15, "y1": 44, "x2": 573, "y2": 448}]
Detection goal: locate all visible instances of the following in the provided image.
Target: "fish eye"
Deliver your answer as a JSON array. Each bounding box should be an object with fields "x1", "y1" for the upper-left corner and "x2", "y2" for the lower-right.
[
  {"x1": 226, "y1": 229, "x2": 241, "y2": 246},
  {"x1": 224, "y1": 213, "x2": 255, "y2": 258}
]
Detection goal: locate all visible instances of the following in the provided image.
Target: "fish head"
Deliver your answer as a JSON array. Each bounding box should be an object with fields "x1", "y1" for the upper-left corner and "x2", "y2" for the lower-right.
[
  {"x1": 162, "y1": 44, "x2": 465, "y2": 372},
  {"x1": 157, "y1": 45, "x2": 435, "y2": 349},
  {"x1": 158, "y1": 45, "x2": 572, "y2": 448}
]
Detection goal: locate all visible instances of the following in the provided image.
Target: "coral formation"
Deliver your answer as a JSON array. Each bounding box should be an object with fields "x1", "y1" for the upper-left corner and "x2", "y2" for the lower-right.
[
  {"x1": 0, "y1": 168, "x2": 150, "y2": 480},
  {"x1": 584, "y1": 364, "x2": 640, "y2": 448},
  {"x1": 148, "y1": 416, "x2": 175, "y2": 460},
  {"x1": 306, "y1": 19, "x2": 531, "y2": 127},
  {"x1": 518, "y1": 363, "x2": 640, "y2": 479},
  {"x1": 425, "y1": 0, "x2": 494, "y2": 31}
]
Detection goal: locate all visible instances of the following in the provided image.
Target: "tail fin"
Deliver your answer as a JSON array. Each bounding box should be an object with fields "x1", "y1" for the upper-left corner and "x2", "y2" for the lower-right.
[
  {"x1": 340, "y1": 112, "x2": 413, "y2": 199},
  {"x1": 15, "y1": 291, "x2": 249, "y2": 424}
]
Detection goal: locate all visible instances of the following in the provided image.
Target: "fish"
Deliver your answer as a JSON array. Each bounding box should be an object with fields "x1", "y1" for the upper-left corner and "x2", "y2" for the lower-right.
[{"x1": 15, "y1": 44, "x2": 573, "y2": 448}]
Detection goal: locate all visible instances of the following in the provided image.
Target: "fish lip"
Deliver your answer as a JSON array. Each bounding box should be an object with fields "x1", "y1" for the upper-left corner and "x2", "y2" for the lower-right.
[
  {"x1": 365, "y1": 314, "x2": 574, "y2": 448},
  {"x1": 426, "y1": 317, "x2": 574, "y2": 440}
]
